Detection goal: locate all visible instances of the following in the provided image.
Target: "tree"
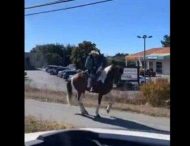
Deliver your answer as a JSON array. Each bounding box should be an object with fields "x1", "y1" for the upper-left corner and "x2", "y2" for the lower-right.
[
  {"x1": 70, "y1": 41, "x2": 100, "y2": 69},
  {"x1": 29, "y1": 44, "x2": 74, "y2": 68},
  {"x1": 161, "y1": 35, "x2": 170, "y2": 47},
  {"x1": 25, "y1": 57, "x2": 35, "y2": 70},
  {"x1": 30, "y1": 51, "x2": 46, "y2": 68},
  {"x1": 106, "y1": 52, "x2": 128, "y2": 67},
  {"x1": 45, "y1": 53, "x2": 63, "y2": 65},
  {"x1": 62, "y1": 44, "x2": 76, "y2": 66}
]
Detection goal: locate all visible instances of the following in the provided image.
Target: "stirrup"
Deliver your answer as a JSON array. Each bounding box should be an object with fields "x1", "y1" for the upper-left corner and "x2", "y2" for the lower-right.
[{"x1": 90, "y1": 87, "x2": 94, "y2": 92}]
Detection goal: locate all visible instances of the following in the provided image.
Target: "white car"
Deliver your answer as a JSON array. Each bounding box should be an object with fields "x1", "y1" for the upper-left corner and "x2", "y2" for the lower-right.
[
  {"x1": 25, "y1": 128, "x2": 170, "y2": 146},
  {"x1": 139, "y1": 75, "x2": 151, "y2": 84}
]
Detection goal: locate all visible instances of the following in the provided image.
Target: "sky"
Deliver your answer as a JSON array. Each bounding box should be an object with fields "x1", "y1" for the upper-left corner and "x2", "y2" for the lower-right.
[{"x1": 25, "y1": 0, "x2": 170, "y2": 56}]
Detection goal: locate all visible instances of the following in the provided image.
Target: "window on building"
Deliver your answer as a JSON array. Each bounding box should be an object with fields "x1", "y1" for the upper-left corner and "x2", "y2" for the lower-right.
[
  {"x1": 149, "y1": 61, "x2": 153, "y2": 70},
  {"x1": 156, "y1": 62, "x2": 162, "y2": 73},
  {"x1": 141, "y1": 61, "x2": 145, "y2": 68},
  {"x1": 127, "y1": 61, "x2": 136, "y2": 67}
]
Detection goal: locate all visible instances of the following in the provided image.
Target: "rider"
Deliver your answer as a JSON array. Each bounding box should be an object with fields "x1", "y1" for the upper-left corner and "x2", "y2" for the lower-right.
[
  {"x1": 85, "y1": 50, "x2": 106, "y2": 92},
  {"x1": 95, "y1": 53, "x2": 107, "y2": 77}
]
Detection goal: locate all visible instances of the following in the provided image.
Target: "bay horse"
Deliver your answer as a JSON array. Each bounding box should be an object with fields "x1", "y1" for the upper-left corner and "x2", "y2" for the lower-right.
[{"x1": 66, "y1": 65, "x2": 123, "y2": 117}]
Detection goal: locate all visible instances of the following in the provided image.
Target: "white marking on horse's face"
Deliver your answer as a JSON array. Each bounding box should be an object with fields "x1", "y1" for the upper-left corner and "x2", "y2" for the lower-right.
[{"x1": 98, "y1": 65, "x2": 112, "y2": 83}]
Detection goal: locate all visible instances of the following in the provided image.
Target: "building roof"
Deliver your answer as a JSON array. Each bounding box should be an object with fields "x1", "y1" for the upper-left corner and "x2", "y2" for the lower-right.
[{"x1": 126, "y1": 47, "x2": 170, "y2": 61}]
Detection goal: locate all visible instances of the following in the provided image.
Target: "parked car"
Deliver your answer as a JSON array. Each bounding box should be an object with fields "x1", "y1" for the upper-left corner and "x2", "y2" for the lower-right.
[
  {"x1": 57, "y1": 70, "x2": 64, "y2": 78},
  {"x1": 45, "y1": 65, "x2": 67, "y2": 75},
  {"x1": 117, "y1": 75, "x2": 151, "y2": 90},
  {"x1": 139, "y1": 69, "x2": 156, "y2": 77},
  {"x1": 62, "y1": 70, "x2": 79, "y2": 80},
  {"x1": 45, "y1": 65, "x2": 59, "y2": 73},
  {"x1": 66, "y1": 64, "x2": 76, "y2": 70},
  {"x1": 139, "y1": 75, "x2": 151, "y2": 84},
  {"x1": 50, "y1": 67, "x2": 69, "y2": 75},
  {"x1": 49, "y1": 68, "x2": 56, "y2": 75},
  {"x1": 57, "y1": 69, "x2": 69, "y2": 78}
]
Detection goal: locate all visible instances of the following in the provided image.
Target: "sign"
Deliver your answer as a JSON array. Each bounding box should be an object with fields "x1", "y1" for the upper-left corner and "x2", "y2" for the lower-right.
[
  {"x1": 121, "y1": 68, "x2": 138, "y2": 80},
  {"x1": 146, "y1": 56, "x2": 158, "y2": 59}
]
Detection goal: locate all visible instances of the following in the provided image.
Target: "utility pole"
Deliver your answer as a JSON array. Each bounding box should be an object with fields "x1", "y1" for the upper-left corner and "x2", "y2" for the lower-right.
[{"x1": 137, "y1": 35, "x2": 152, "y2": 83}]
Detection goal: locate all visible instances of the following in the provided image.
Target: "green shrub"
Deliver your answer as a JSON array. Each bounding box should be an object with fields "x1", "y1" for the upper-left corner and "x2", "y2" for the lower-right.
[{"x1": 140, "y1": 78, "x2": 170, "y2": 107}]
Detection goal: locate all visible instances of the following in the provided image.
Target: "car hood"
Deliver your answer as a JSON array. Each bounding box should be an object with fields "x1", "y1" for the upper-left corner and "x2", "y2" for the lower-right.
[{"x1": 25, "y1": 128, "x2": 170, "y2": 143}]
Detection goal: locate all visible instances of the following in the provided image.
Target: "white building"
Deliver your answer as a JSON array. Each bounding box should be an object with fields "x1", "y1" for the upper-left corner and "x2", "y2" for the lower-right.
[{"x1": 125, "y1": 47, "x2": 170, "y2": 75}]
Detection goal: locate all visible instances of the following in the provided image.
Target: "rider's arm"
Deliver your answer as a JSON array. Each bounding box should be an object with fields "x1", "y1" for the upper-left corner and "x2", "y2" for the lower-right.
[{"x1": 85, "y1": 56, "x2": 90, "y2": 69}]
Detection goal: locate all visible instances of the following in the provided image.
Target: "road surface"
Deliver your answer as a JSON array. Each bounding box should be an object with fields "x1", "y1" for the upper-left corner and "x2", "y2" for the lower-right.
[{"x1": 25, "y1": 99, "x2": 170, "y2": 133}]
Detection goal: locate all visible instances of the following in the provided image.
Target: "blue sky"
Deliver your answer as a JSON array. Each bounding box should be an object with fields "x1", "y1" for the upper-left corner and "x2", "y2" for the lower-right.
[{"x1": 25, "y1": 0, "x2": 170, "y2": 56}]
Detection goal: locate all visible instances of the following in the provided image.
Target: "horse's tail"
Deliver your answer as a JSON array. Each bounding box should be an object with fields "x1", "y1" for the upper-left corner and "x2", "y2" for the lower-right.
[{"x1": 66, "y1": 79, "x2": 72, "y2": 105}]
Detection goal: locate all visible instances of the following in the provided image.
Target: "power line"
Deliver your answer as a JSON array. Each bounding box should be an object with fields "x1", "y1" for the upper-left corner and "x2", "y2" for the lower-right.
[
  {"x1": 25, "y1": 0, "x2": 75, "y2": 10},
  {"x1": 25, "y1": 0, "x2": 113, "y2": 16}
]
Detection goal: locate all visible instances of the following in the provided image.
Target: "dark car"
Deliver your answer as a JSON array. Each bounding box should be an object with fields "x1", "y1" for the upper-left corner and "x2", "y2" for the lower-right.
[
  {"x1": 139, "y1": 69, "x2": 156, "y2": 77},
  {"x1": 50, "y1": 67, "x2": 69, "y2": 75},
  {"x1": 45, "y1": 65, "x2": 67, "y2": 75},
  {"x1": 45, "y1": 65, "x2": 59, "y2": 73},
  {"x1": 57, "y1": 70, "x2": 65, "y2": 78},
  {"x1": 62, "y1": 70, "x2": 78, "y2": 80},
  {"x1": 57, "y1": 69, "x2": 68, "y2": 78}
]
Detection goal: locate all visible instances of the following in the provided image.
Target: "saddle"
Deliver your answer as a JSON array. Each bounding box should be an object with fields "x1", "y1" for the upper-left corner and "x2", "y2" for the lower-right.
[
  {"x1": 83, "y1": 70, "x2": 103, "y2": 92},
  {"x1": 83, "y1": 68, "x2": 105, "y2": 84}
]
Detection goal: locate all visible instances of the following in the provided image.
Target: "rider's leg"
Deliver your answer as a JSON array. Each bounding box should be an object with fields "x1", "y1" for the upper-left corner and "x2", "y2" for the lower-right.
[
  {"x1": 87, "y1": 77, "x2": 92, "y2": 89},
  {"x1": 90, "y1": 74, "x2": 96, "y2": 92}
]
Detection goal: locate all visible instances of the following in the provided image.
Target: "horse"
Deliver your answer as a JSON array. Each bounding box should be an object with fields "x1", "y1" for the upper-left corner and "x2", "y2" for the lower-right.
[{"x1": 66, "y1": 65, "x2": 123, "y2": 118}]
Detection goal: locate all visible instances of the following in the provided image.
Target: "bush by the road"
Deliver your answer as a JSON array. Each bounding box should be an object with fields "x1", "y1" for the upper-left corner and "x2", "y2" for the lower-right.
[{"x1": 140, "y1": 78, "x2": 170, "y2": 107}]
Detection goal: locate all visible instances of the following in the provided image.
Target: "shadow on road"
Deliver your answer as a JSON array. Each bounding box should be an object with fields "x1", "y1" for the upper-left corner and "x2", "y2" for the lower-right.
[{"x1": 75, "y1": 113, "x2": 169, "y2": 134}]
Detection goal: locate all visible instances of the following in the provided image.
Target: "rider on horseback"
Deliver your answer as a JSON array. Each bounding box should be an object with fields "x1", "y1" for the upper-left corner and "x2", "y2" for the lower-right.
[{"x1": 85, "y1": 50, "x2": 106, "y2": 92}]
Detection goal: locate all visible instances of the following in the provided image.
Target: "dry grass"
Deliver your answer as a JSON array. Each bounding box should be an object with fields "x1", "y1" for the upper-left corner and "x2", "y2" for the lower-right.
[
  {"x1": 104, "y1": 90, "x2": 146, "y2": 105},
  {"x1": 82, "y1": 99, "x2": 169, "y2": 117},
  {"x1": 25, "y1": 85, "x2": 170, "y2": 117},
  {"x1": 25, "y1": 115, "x2": 74, "y2": 133},
  {"x1": 140, "y1": 78, "x2": 170, "y2": 107},
  {"x1": 25, "y1": 86, "x2": 67, "y2": 104}
]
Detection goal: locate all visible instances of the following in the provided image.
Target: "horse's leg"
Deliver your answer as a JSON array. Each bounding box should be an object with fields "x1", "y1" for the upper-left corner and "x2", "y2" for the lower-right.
[
  {"x1": 106, "y1": 103, "x2": 112, "y2": 114},
  {"x1": 78, "y1": 92, "x2": 88, "y2": 115},
  {"x1": 80, "y1": 93, "x2": 88, "y2": 114},
  {"x1": 106, "y1": 95, "x2": 114, "y2": 113},
  {"x1": 95, "y1": 94, "x2": 102, "y2": 117}
]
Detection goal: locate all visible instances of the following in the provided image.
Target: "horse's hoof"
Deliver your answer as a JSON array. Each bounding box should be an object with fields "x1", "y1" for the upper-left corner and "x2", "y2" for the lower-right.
[
  {"x1": 95, "y1": 114, "x2": 101, "y2": 118},
  {"x1": 106, "y1": 109, "x2": 110, "y2": 114},
  {"x1": 82, "y1": 110, "x2": 89, "y2": 115}
]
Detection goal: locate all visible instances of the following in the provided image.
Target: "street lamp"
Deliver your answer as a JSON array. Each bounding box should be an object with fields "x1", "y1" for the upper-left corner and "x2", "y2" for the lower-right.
[{"x1": 137, "y1": 35, "x2": 152, "y2": 83}]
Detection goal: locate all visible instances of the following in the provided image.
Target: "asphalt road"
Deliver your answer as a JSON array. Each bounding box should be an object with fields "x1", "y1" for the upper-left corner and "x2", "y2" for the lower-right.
[{"x1": 25, "y1": 99, "x2": 170, "y2": 133}]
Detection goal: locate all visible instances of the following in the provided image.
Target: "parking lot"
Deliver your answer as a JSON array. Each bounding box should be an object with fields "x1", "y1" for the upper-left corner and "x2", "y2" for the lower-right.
[
  {"x1": 26, "y1": 69, "x2": 142, "y2": 102},
  {"x1": 26, "y1": 70, "x2": 67, "y2": 92}
]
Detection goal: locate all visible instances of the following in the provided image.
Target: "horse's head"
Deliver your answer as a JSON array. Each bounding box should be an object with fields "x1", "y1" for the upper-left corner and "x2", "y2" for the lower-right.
[{"x1": 107, "y1": 65, "x2": 123, "y2": 85}]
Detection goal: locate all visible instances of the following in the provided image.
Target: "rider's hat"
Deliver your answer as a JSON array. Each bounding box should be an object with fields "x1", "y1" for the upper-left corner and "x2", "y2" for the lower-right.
[{"x1": 89, "y1": 50, "x2": 99, "y2": 55}]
